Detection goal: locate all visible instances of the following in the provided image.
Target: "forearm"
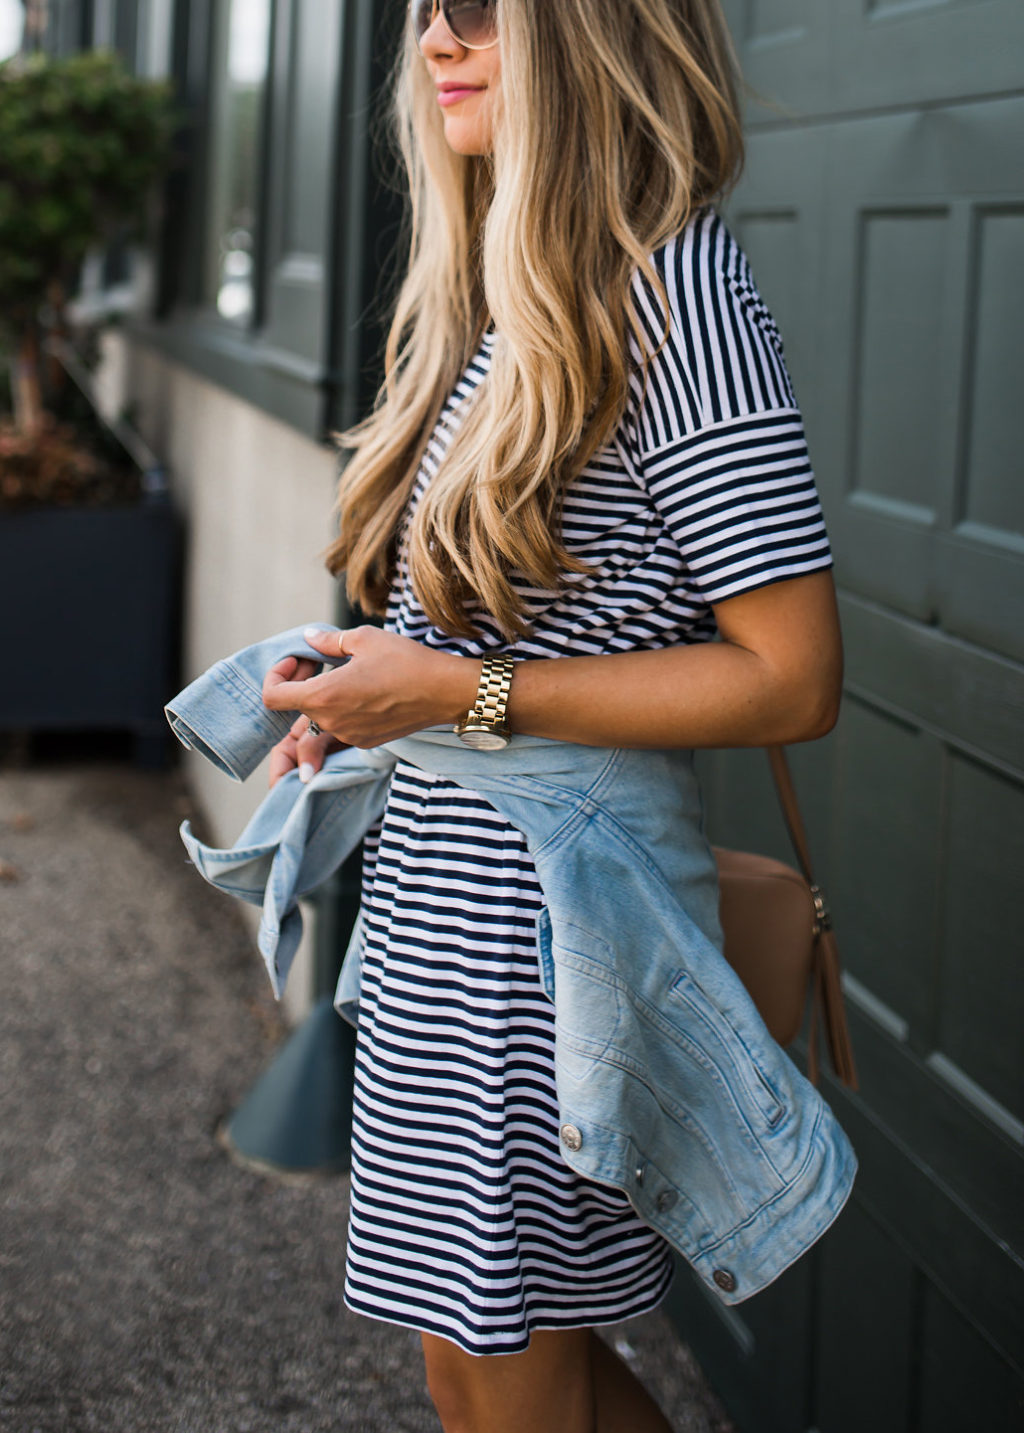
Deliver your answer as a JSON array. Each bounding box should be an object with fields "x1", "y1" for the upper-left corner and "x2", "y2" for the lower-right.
[
  {"x1": 503, "y1": 639, "x2": 837, "y2": 749},
  {"x1": 269, "y1": 575, "x2": 842, "y2": 750}
]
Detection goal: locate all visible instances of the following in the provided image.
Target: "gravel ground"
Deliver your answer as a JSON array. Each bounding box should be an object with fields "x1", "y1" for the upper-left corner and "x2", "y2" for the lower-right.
[{"x1": 0, "y1": 754, "x2": 734, "y2": 1433}]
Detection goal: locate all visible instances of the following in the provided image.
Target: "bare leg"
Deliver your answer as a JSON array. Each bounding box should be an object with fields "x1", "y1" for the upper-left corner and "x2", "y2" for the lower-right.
[
  {"x1": 591, "y1": 1331, "x2": 673, "y2": 1433},
  {"x1": 422, "y1": 1328, "x2": 595, "y2": 1433},
  {"x1": 421, "y1": 1327, "x2": 673, "y2": 1433}
]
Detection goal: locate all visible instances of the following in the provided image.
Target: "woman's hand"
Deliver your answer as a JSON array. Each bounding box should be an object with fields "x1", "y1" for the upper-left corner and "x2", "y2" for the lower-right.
[
  {"x1": 262, "y1": 626, "x2": 480, "y2": 752},
  {"x1": 267, "y1": 713, "x2": 343, "y2": 788},
  {"x1": 264, "y1": 570, "x2": 841, "y2": 762},
  {"x1": 264, "y1": 656, "x2": 338, "y2": 787}
]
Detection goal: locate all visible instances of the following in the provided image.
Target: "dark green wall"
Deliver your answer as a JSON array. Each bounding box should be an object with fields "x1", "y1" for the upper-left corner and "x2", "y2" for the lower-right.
[{"x1": 676, "y1": 4, "x2": 1024, "y2": 1429}]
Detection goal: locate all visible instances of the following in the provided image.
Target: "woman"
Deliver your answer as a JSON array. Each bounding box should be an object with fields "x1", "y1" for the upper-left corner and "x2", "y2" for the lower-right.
[{"x1": 263, "y1": 1, "x2": 843, "y2": 1428}]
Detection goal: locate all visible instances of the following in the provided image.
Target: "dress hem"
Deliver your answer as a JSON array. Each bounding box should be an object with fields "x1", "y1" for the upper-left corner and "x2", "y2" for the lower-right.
[{"x1": 341, "y1": 1260, "x2": 676, "y2": 1358}]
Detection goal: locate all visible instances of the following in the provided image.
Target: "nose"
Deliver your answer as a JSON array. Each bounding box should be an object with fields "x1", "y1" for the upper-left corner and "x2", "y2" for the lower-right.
[{"x1": 418, "y1": 5, "x2": 464, "y2": 60}]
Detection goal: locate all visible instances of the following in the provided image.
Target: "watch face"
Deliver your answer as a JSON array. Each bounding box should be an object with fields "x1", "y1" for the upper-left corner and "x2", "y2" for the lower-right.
[{"x1": 456, "y1": 726, "x2": 510, "y2": 751}]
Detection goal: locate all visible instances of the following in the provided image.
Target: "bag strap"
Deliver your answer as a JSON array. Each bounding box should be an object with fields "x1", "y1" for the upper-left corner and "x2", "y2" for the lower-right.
[{"x1": 765, "y1": 746, "x2": 858, "y2": 1091}]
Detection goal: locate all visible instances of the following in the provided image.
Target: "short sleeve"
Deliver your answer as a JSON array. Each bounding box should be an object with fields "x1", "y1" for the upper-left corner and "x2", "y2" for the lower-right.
[{"x1": 625, "y1": 211, "x2": 832, "y2": 605}]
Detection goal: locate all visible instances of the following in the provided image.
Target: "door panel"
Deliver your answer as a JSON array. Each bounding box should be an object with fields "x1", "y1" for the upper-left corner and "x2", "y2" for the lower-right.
[
  {"x1": 719, "y1": 0, "x2": 831, "y2": 119},
  {"x1": 831, "y1": 0, "x2": 1024, "y2": 112},
  {"x1": 721, "y1": 1, "x2": 1024, "y2": 120},
  {"x1": 815, "y1": 1201, "x2": 916, "y2": 1433},
  {"x1": 937, "y1": 754, "x2": 1024, "y2": 1122},
  {"x1": 852, "y1": 210, "x2": 950, "y2": 521},
  {"x1": 829, "y1": 701, "x2": 940, "y2": 1030},
  {"x1": 667, "y1": 1255, "x2": 815, "y2": 1433},
  {"x1": 961, "y1": 209, "x2": 1024, "y2": 539},
  {"x1": 918, "y1": 1285, "x2": 1024, "y2": 1431},
  {"x1": 812, "y1": 100, "x2": 1024, "y2": 644},
  {"x1": 688, "y1": 6, "x2": 1024, "y2": 1429}
]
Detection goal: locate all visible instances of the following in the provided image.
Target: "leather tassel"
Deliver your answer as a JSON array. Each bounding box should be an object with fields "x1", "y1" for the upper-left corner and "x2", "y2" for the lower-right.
[
  {"x1": 816, "y1": 928, "x2": 858, "y2": 1089},
  {"x1": 766, "y1": 747, "x2": 859, "y2": 1091}
]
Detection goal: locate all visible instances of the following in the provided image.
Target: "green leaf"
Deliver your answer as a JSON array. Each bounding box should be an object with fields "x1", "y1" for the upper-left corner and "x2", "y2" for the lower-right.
[{"x1": 0, "y1": 50, "x2": 176, "y2": 317}]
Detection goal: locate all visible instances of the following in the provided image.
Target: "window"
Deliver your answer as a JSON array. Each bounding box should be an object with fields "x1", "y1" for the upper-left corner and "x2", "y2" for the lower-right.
[
  {"x1": 0, "y1": 0, "x2": 24, "y2": 60},
  {"x1": 83, "y1": 0, "x2": 403, "y2": 439},
  {"x1": 204, "y1": 0, "x2": 272, "y2": 325}
]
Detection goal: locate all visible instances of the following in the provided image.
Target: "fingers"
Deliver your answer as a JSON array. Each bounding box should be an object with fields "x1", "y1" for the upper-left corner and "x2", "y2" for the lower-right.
[
  {"x1": 303, "y1": 625, "x2": 350, "y2": 659},
  {"x1": 267, "y1": 716, "x2": 333, "y2": 788},
  {"x1": 263, "y1": 660, "x2": 325, "y2": 711},
  {"x1": 268, "y1": 727, "x2": 300, "y2": 788},
  {"x1": 267, "y1": 655, "x2": 320, "y2": 683},
  {"x1": 294, "y1": 718, "x2": 333, "y2": 784},
  {"x1": 303, "y1": 623, "x2": 379, "y2": 662},
  {"x1": 264, "y1": 627, "x2": 368, "y2": 712},
  {"x1": 263, "y1": 656, "x2": 322, "y2": 710}
]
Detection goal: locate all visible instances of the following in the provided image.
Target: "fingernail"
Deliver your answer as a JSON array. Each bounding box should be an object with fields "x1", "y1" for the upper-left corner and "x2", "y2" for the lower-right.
[
  {"x1": 303, "y1": 626, "x2": 322, "y2": 643},
  {"x1": 299, "y1": 763, "x2": 315, "y2": 784}
]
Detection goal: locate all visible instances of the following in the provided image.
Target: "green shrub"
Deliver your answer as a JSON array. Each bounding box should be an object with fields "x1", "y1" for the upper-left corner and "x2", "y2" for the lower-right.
[{"x1": 0, "y1": 50, "x2": 176, "y2": 435}]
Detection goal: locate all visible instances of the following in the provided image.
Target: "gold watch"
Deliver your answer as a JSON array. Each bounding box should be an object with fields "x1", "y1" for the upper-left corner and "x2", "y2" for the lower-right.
[{"x1": 454, "y1": 654, "x2": 515, "y2": 750}]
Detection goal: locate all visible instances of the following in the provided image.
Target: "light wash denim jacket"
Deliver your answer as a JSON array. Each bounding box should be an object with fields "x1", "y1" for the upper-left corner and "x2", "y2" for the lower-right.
[{"x1": 166, "y1": 626, "x2": 856, "y2": 1306}]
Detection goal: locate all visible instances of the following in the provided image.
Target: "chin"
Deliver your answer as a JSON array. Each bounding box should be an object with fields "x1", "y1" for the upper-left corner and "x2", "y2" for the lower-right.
[
  {"x1": 443, "y1": 130, "x2": 491, "y2": 156},
  {"x1": 438, "y1": 103, "x2": 495, "y2": 156}
]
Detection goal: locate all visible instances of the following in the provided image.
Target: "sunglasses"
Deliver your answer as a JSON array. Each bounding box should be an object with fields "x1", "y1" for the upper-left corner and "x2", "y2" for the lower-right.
[{"x1": 410, "y1": 0, "x2": 499, "y2": 51}]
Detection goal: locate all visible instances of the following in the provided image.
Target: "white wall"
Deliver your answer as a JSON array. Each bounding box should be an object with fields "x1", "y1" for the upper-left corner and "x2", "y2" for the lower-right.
[{"x1": 99, "y1": 332, "x2": 340, "y2": 1022}]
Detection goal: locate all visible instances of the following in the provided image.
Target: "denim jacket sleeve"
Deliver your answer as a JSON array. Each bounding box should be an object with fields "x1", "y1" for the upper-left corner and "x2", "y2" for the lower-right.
[
  {"x1": 179, "y1": 752, "x2": 393, "y2": 997},
  {"x1": 166, "y1": 629, "x2": 857, "y2": 1310},
  {"x1": 164, "y1": 623, "x2": 394, "y2": 994},
  {"x1": 164, "y1": 624, "x2": 345, "y2": 781}
]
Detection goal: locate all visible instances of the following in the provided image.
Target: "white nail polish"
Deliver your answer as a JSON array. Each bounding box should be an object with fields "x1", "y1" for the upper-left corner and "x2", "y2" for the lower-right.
[
  {"x1": 299, "y1": 763, "x2": 315, "y2": 784},
  {"x1": 303, "y1": 627, "x2": 321, "y2": 643}
]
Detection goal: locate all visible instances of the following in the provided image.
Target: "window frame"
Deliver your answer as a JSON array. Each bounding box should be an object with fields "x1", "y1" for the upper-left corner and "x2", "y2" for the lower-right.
[
  {"x1": 48, "y1": 0, "x2": 402, "y2": 442},
  {"x1": 131, "y1": 0, "x2": 403, "y2": 441}
]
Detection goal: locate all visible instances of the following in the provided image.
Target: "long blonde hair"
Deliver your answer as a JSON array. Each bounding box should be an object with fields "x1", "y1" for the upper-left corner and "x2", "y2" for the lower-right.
[{"x1": 326, "y1": 0, "x2": 743, "y2": 637}]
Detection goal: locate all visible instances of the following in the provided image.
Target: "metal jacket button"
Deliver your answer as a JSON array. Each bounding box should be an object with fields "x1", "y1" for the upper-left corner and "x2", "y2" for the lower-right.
[
  {"x1": 712, "y1": 1269, "x2": 737, "y2": 1292},
  {"x1": 559, "y1": 1123, "x2": 583, "y2": 1151}
]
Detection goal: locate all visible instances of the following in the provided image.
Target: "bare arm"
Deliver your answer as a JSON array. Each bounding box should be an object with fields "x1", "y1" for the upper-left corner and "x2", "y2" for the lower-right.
[
  {"x1": 504, "y1": 570, "x2": 842, "y2": 748},
  {"x1": 262, "y1": 569, "x2": 841, "y2": 762}
]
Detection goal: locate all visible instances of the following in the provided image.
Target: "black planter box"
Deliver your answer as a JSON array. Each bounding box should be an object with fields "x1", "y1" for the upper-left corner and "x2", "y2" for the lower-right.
[{"x1": 0, "y1": 495, "x2": 180, "y2": 765}]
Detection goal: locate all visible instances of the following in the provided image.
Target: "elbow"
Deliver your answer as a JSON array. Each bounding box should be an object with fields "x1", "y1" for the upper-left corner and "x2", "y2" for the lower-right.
[
  {"x1": 803, "y1": 689, "x2": 841, "y2": 742},
  {"x1": 780, "y1": 675, "x2": 842, "y2": 744}
]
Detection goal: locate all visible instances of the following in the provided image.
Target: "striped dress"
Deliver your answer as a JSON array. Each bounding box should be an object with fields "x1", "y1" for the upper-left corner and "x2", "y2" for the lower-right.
[{"x1": 343, "y1": 210, "x2": 832, "y2": 1355}]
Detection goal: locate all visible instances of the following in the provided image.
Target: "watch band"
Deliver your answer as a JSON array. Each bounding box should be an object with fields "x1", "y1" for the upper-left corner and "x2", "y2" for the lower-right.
[{"x1": 469, "y1": 653, "x2": 515, "y2": 731}]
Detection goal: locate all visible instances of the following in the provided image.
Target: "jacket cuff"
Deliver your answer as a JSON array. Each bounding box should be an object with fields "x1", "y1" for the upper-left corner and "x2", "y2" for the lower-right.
[{"x1": 164, "y1": 625, "x2": 341, "y2": 781}]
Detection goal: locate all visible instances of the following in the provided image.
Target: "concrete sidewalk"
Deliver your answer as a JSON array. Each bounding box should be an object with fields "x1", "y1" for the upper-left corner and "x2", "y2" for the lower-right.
[{"x1": 0, "y1": 754, "x2": 734, "y2": 1433}]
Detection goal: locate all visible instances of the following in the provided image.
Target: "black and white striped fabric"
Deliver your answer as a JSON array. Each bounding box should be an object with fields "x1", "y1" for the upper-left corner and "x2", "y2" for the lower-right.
[{"x1": 343, "y1": 210, "x2": 832, "y2": 1355}]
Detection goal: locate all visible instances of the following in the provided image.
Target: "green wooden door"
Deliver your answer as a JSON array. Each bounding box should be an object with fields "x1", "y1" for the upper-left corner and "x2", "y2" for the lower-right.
[{"x1": 668, "y1": 5, "x2": 1024, "y2": 1430}]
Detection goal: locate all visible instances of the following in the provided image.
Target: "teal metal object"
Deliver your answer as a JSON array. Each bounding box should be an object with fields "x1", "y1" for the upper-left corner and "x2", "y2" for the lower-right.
[{"x1": 222, "y1": 995, "x2": 356, "y2": 1175}]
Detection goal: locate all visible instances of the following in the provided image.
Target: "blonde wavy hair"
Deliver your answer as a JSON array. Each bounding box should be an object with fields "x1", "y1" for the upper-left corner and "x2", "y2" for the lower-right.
[{"x1": 326, "y1": 0, "x2": 743, "y2": 638}]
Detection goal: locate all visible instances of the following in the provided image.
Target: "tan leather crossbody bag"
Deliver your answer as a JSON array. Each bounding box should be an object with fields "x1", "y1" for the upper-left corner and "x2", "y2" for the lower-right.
[{"x1": 713, "y1": 747, "x2": 858, "y2": 1090}]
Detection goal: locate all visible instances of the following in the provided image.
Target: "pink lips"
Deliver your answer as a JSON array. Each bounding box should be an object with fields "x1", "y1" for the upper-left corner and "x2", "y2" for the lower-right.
[{"x1": 437, "y1": 84, "x2": 484, "y2": 107}]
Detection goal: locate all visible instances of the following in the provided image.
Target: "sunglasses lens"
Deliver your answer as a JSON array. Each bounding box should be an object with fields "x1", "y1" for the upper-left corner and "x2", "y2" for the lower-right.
[
  {"x1": 444, "y1": 0, "x2": 497, "y2": 47},
  {"x1": 411, "y1": 0, "x2": 497, "y2": 49},
  {"x1": 410, "y1": 0, "x2": 434, "y2": 43}
]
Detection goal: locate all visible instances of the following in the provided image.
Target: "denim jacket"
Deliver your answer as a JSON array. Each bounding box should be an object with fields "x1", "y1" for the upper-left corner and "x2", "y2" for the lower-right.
[{"x1": 166, "y1": 626, "x2": 856, "y2": 1306}]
